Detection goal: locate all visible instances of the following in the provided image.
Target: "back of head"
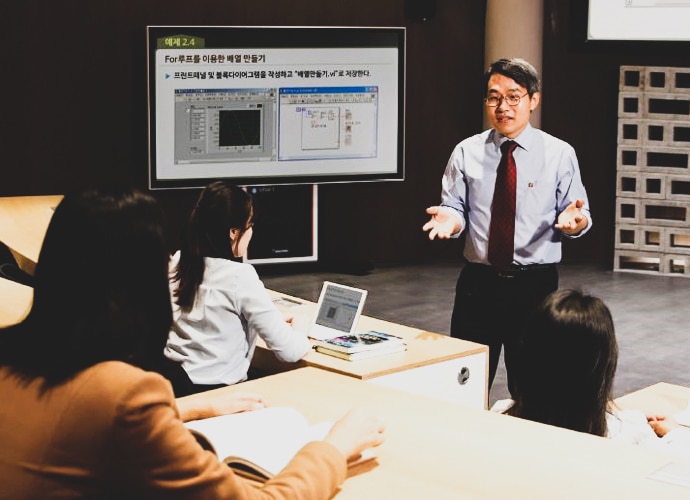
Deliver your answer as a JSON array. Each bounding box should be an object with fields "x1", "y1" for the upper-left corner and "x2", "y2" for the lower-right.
[
  {"x1": 509, "y1": 289, "x2": 618, "y2": 436},
  {"x1": 0, "y1": 186, "x2": 173, "y2": 386},
  {"x1": 186, "y1": 181, "x2": 253, "y2": 259},
  {"x1": 485, "y1": 58, "x2": 541, "y2": 96},
  {"x1": 174, "y1": 181, "x2": 253, "y2": 308}
]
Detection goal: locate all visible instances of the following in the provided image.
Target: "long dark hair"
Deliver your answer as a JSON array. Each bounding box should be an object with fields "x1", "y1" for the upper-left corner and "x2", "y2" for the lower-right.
[
  {"x1": 0, "y1": 186, "x2": 173, "y2": 388},
  {"x1": 173, "y1": 181, "x2": 253, "y2": 310},
  {"x1": 507, "y1": 289, "x2": 618, "y2": 436}
]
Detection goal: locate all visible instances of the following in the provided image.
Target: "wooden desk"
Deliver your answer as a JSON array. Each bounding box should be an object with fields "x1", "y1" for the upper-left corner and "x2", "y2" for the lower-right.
[
  {"x1": 255, "y1": 290, "x2": 481, "y2": 410},
  {"x1": 0, "y1": 195, "x2": 489, "y2": 408},
  {"x1": 220, "y1": 367, "x2": 690, "y2": 499},
  {"x1": 0, "y1": 195, "x2": 62, "y2": 275},
  {"x1": 616, "y1": 383, "x2": 690, "y2": 416},
  {"x1": 0, "y1": 278, "x2": 32, "y2": 327}
]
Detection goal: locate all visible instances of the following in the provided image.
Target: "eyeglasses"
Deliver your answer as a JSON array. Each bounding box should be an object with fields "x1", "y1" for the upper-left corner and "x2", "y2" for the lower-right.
[{"x1": 484, "y1": 92, "x2": 529, "y2": 107}]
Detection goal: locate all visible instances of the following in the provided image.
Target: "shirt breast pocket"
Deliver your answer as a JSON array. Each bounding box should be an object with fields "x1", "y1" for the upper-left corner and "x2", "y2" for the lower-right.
[{"x1": 520, "y1": 179, "x2": 558, "y2": 223}]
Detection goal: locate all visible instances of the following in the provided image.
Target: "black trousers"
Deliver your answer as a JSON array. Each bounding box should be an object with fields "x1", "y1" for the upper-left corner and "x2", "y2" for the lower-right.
[
  {"x1": 450, "y1": 263, "x2": 558, "y2": 397},
  {"x1": 160, "y1": 361, "x2": 228, "y2": 397}
]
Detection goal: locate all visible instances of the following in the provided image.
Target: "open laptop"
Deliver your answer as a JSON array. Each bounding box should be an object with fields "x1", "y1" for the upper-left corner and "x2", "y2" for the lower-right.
[{"x1": 306, "y1": 281, "x2": 368, "y2": 340}]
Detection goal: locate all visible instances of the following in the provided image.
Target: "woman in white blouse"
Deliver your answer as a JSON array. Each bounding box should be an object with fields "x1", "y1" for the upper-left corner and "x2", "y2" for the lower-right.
[{"x1": 164, "y1": 181, "x2": 311, "y2": 396}]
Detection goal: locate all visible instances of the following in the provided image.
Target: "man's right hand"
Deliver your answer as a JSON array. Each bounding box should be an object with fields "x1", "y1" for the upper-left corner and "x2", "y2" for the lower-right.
[{"x1": 422, "y1": 206, "x2": 461, "y2": 240}]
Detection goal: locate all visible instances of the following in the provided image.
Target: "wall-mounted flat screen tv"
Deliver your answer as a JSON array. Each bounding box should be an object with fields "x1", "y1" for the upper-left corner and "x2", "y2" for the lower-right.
[{"x1": 146, "y1": 26, "x2": 405, "y2": 189}]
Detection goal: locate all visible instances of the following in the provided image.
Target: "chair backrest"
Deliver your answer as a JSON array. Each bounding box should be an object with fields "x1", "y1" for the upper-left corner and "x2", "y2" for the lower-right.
[{"x1": 0, "y1": 241, "x2": 34, "y2": 287}]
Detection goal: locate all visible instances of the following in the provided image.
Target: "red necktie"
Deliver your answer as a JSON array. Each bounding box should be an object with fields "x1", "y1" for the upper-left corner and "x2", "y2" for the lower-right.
[{"x1": 488, "y1": 140, "x2": 518, "y2": 269}]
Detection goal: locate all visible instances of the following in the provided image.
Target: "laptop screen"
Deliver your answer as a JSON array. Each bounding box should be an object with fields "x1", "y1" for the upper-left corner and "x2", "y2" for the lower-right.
[{"x1": 314, "y1": 282, "x2": 366, "y2": 334}]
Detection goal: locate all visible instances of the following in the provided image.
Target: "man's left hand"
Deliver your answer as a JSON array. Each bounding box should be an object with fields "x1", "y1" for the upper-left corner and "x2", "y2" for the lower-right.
[{"x1": 555, "y1": 199, "x2": 588, "y2": 235}]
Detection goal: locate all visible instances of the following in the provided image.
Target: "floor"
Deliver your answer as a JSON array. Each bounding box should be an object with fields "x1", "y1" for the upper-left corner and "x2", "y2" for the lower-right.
[{"x1": 259, "y1": 261, "x2": 690, "y2": 407}]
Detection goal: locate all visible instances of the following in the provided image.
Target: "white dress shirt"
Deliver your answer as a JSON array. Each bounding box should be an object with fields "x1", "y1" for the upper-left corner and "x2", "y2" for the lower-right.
[
  {"x1": 440, "y1": 124, "x2": 592, "y2": 266},
  {"x1": 165, "y1": 252, "x2": 311, "y2": 385}
]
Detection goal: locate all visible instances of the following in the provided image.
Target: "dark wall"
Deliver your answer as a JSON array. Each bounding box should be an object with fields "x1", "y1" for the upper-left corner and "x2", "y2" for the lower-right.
[
  {"x1": 4, "y1": 0, "x2": 689, "y2": 268},
  {"x1": 542, "y1": 0, "x2": 690, "y2": 265}
]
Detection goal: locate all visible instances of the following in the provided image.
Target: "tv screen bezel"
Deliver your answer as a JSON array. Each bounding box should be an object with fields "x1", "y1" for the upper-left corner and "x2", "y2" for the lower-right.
[{"x1": 146, "y1": 25, "x2": 406, "y2": 190}]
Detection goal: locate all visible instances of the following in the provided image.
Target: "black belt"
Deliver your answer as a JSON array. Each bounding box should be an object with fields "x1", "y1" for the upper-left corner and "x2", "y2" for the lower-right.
[{"x1": 468, "y1": 262, "x2": 556, "y2": 278}]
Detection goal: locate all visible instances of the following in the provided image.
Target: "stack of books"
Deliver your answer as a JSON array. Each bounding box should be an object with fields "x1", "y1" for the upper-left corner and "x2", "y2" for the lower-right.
[{"x1": 312, "y1": 331, "x2": 406, "y2": 361}]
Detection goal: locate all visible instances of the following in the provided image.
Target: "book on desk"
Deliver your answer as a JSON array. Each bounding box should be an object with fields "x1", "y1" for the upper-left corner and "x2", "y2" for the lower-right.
[
  {"x1": 312, "y1": 331, "x2": 407, "y2": 361},
  {"x1": 184, "y1": 406, "x2": 374, "y2": 482}
]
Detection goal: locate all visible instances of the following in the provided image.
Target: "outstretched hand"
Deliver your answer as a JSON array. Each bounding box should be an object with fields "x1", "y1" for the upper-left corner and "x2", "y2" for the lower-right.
[
  {"x1": 177, "y1": 388, "x2": 266, "y2": 422},
  {"x1": 647, "y1": 414, "x2": 679, "y2": 437},
  {"x1": 555, "y1": 199, "x2": 588, "y2": 235},
  {"x1": 209, "y1": 391, "x2": 266, "y2": 415},
  {"x1": 422, "y1": 206, "x2": 461, "y2": 240},
  {"x1": 324, "y1": 408, "x2": 385, "y2": 462}
]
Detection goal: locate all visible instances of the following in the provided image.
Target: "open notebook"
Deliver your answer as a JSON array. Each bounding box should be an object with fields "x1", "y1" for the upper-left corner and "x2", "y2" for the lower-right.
[{"x1": 306, "y1": 281, "x2": 368, "y2": 340}]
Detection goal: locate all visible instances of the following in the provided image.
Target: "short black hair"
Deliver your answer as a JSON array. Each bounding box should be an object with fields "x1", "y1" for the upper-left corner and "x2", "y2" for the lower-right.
[{"x1": 485, "y1": 58, "x2": 541, "y2": 96}]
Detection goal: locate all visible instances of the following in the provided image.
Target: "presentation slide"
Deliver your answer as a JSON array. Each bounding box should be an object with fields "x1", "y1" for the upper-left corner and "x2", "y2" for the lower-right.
[
  {"x1": 147, "y1": 27, "x2": 405, "y2": 189},
  {"x1": 588, "y1": 0, "x2": 690, "y2": 41}
]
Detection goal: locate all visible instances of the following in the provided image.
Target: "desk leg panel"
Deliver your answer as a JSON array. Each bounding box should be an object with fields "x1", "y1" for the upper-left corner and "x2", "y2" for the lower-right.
[{"x1": 366, "y1": 352, "x2": 487, "y2": 409}]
